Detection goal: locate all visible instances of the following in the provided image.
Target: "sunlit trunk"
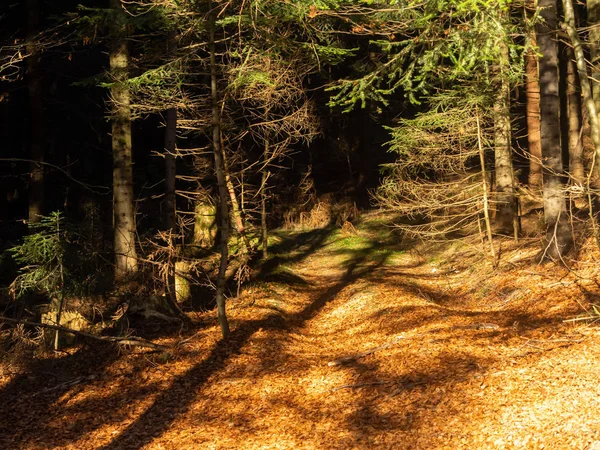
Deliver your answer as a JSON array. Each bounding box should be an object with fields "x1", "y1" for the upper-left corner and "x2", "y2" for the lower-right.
[
  {"x1": 110, "y1": 0, "x2": 138, "y2": 279},
  {"x1": 525, "y1": 37, "x2": 543, "y2": 188},
  {"x1": 588, "y1": 0, "x2": 600, "y2": 112},
  {"x1": 564, "y1": 0, "x2": 600, "y2": 177},
  {"x1": 493, "y1": 42, "x2": 516, "y2": 236},
  {"x1": 221, "y1": 142, "x2": 250, "y2": 258},
  {"x1": 565, "y1": 48, "x2": 584, "y2": 185}
]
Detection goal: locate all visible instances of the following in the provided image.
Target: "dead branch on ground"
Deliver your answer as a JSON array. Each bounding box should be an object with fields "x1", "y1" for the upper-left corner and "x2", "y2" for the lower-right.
[{"x1": 0, "y1": 316, "x2": 170, "y2": 350}]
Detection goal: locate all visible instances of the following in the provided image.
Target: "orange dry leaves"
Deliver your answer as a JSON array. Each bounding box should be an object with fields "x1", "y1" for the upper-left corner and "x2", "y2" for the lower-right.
[{"x1": 2, "y1": 236, "x2": 600, "y2": 449}]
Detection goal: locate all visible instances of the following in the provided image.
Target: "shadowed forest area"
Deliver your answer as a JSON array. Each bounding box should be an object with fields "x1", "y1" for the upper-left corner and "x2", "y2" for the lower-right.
[{"x1": 3, "y1": 0, "x2": 600, "y2": 448}]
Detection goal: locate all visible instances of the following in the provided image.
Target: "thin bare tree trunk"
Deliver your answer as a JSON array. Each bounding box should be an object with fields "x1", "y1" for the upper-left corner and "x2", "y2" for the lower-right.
[
  {"x1": 563, "y1": 0, "x2": 600, "y2": 175},
  {"x1": 164, "y1": 30, "x2": 177, "y2": 233},
  {"x1": 209, "y1": 0, "x2": 231, "y2": 339},
  {"x1": 162, "y1": 32, "x2": 187, "y2": 320},
  {"x1": 525, "y1": 37, "x2": 543, "y2": 188},
  {"x1": 588, "y1": 0, "x2": 600, "y2": 112},
  {"x1": 476, "y1": 109, "x2": 496, "y2": 260},
  {"x1": 493, "y1": 42, "x2": 517, "y2": 236},
  {"x1": 565, "y1": 48, "x2": 584, "y2": 184},
  {"x1": 537, "y1": 0, "x2": 572, "y2": 259},
  {"x1": 110, "y1": 0, "x2": 138, "y2": 280},
  {"x1": 163, "y1": 105, "x2": 188, "y2": 319},
  {"x1": 261, "y1": 139, "x2": 270, "y2": 260},
  {"x1": 165, "y1": 108, "x2": 177, "y2": 230},
  {"x1": 26, "y1": 0, "x2": 44, "y2": 224},
  {"x1": 221, "y1": 142, "x2": 250, "y2": 258},
  {"x1": 54, "y1": 216, "x2": 65, "y2": 350}
]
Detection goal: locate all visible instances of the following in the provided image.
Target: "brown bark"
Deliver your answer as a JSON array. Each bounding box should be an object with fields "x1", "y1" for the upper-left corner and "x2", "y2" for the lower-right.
[
  {"x1": 525, "y1": 42, "x2": 543, "y2": 188},
  {"x1": 261, "y1": 140, "x2": 270, "y2": 260},
  {"x1": 493, "y1": 42, "x2": 517, "y2": 236},
  {"x1": 476, "y1": 109, "x2": 496, "y2": 260},
  {"x1": 163, "y1": 107, "x2": 188, "y2": 320},
  {"x1": 162, "y1": 31, "x2": 186, "y2": 319},
  {"x1": 209, "y1": 0, "x2": 231, "y2": 339},
  {"x1": 537, "y1": 0, "x2": 572, "y2": 259},
  {"x1": 193, "y1": 200, "x2": 216, "y2": 247},
  {"x1": 164, "y1": 113, "x2": 177, "y2": 230},
  {"x1": 588, "y1": 0, "x2": 600, "y2": 111},
  {"x1": 221, "y1": 141, "x2": 250, "y2": 258},
  {"x1": 26, "y1": 0, "x2": 45, "y2": 224},
  {"x1": 563, "y1": 0, "x2": 600, "y2": 178},
  {"x1": 110, "y1": 0, "x2": 138, "y2": 280},
  {"x1": 565, "y1": 48, "x2": 584, "y2": 185}
]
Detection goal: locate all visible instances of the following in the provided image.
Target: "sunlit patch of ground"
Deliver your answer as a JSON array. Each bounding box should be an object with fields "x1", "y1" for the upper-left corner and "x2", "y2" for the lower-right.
[{"x1": 2, "y1": 222, "x2": 600, "y2": 449}]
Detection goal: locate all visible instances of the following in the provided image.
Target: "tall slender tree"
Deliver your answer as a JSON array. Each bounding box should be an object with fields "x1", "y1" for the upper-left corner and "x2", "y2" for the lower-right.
[
  {"x1": 109, "y1": 0, "x2": 138, "y2": 280},
  {"x1": 537, "y1": 0, "x2": 572, "y2": 258},
  {"x1": 493, "y1": 40, "x2": 517, "y2": 236},
  {"x1": 588, "y1": 0, "x2": 600, "y2": 111},
  {"x1": 563, "y1": 0, "x2": 600, "y2": 176},
  {"x1": 26, "y1": 0, "x2": 45, "y2": 224},
  {"x1": 525, "y1": 36, "x2": 543, "y2": 188},
  {"x1": 162, "y1": 29, "x2": 185, "y2": 317},
  {"x1": 209, "y1": 0, "x2": 231, "y2": 339},
  {"x1": 565, "y1": 48, "x2": 584, "y2": 185}
]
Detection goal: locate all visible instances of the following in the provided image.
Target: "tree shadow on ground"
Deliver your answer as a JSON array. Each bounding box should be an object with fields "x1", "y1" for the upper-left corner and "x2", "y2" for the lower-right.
[
  {"x1": 253, "y1": 228, "x2": 334, "y2": 279},
  {"x1": 93, "y1": 230, "x2": 401, "y2": 449},
  {"x1": 0, "y1": 227, "x2": 345, "y2": 449},
  {"x1": 0, "y1": 341, "x2": 120, "y2": 448},
  {"x1": 0, "y1": 222, "x2": 580, "y2": 449}
]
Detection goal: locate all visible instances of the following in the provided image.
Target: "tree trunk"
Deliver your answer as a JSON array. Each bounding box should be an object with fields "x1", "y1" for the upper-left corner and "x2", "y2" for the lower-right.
[
  {"x1": 165, "y1": 108, "x2": 177, "y2": 229},
  {"x1": 193, "y1": 200, "x2": 217, "y2": 248},
  {"x1": 563, "y1": 0, "x2": 600, "y2": 177},
  {"x1": 493, "y1": 42, "x2": 517, "y2": 236},
  {"x1": 525, "y1": 38, "x2": 543, "y2": 188},
  {"x1": 565, "y1": 48, "x2": 584, "y2": 185},
  {"x1": 26, "y1": 0, "x2": 44, "y2": 224},
  {"x1": 588, "y1": 0, "x2": 600, "y2": 112},
  {"x1": 209, "y1": 0, "x2": 231, "y2": 339},
  {"x1": 476, "y1": 109, "x2": 496, "y2": 260},
  {"x1": 537, "y1": 0, "x2": 572, "y2": 259},
  {"x1": 110, "y1": 0, "x2": 138, "y2": 280},
  {"x1": 261, "y1": 140, "x2": 270, "y2": 260},
  {"x1": 162, "y1": 33, "x2": 187, "y2": 319},
  {"x1": 164, "y1": 29, "x2": 177, "y2": 233},
  {"x1": 163, "y1": 106, "x2": 188, "y2": 318},
  {"x1": 221, "y1": 140, "x2": 250, "y2": 258}
]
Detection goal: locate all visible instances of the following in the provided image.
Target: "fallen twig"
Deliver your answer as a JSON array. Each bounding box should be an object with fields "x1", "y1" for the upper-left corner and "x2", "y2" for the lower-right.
[
  {"x1": 564, "y1": 316, "x2": 600, "y2": 323},
  {"x1": 464, "y1": 323, "x2": 500, "y2": 331},
  {"x1": 36, "y1": 376, "x2": 86, "y2": 395},
  {"x1": 0, "y1": 316, "x2": 170, "y2": 350}
]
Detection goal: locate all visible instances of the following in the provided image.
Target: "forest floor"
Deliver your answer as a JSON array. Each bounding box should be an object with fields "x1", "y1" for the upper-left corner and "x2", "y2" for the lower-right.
[{"x1": 3, "y1": 212, "x2": 600, "y2": 449}]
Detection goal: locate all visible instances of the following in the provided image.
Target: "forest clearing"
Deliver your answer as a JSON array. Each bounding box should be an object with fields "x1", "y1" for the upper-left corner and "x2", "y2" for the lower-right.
[{"x1": 2, "y1": 213, "x2": 600, "y2": 449}]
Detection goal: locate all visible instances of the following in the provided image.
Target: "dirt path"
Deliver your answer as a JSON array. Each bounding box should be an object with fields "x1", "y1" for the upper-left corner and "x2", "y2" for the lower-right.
[{"x1": 2, "y1": 229, "x2": 600, "y2": 449}]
